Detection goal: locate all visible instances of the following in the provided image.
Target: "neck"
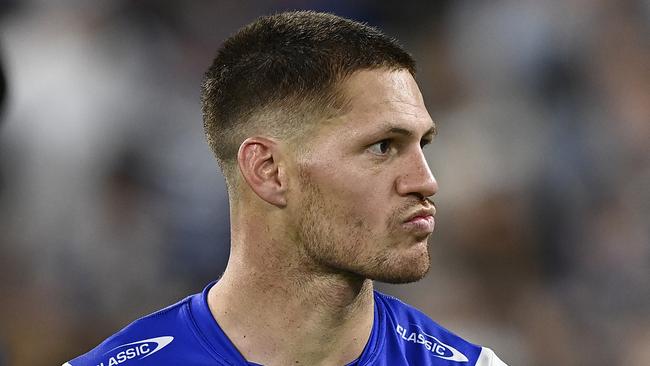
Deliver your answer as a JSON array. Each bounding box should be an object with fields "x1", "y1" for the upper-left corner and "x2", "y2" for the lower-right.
[{"x1": 207, "y1": 217, "x2": 375, "y2": 366}]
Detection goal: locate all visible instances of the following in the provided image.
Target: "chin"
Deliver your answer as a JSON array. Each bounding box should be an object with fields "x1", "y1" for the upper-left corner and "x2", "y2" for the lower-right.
[
  {"x1": 372, "y1": 267, "x2": 430, "y2": 284},
  {"x1": 366, "y1": 249, "x2": 431, "y2": 284}
]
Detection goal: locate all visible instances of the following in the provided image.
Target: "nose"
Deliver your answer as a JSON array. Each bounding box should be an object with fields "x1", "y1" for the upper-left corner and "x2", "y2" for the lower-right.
[{"x1": 395, "y1": 150, "x2": 438, "y2": 199}]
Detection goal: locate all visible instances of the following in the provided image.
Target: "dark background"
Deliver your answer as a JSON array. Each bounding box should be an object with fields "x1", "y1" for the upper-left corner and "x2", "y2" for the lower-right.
[{"x1": 0, "y1": 1, "x2": 648, "y2": 365}]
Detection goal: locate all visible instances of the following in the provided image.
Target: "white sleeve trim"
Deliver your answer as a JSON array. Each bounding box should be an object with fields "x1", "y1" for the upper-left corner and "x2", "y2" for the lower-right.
[
  {"x1": 476, "y1": 347, "x2": 509, "y2": 366},
  {"x1": 62, "y1": 363, "x2": 73, "y2": 366}
]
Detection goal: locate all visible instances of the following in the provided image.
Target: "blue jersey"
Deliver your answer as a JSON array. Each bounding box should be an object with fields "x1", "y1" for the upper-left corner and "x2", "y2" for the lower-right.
[{"x1": 64, "y1": 283, "x2": 507, "y2": 366}]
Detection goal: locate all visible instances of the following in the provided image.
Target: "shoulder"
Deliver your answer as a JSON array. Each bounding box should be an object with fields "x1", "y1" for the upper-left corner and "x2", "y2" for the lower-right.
[
  {"x1": 374, "y1": 291, "x2": 508, "y2": 366},
  {"x1": 63, "y1": 295, "x2": 222, "y2": 366}
]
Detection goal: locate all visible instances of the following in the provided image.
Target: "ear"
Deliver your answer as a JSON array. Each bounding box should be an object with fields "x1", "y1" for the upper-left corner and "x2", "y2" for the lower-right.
[{"x1": 237, "y1": 137, "x2": 288, "y2": 207}]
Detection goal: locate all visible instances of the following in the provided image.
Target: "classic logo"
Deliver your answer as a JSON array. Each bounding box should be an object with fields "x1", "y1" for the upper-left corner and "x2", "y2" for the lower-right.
[
  {"x1": 396, "y1": 324, "x2": 469, "y2": 362},
  {"x1": 95, "y1": 336, "x2": 174, "y2": 366}
]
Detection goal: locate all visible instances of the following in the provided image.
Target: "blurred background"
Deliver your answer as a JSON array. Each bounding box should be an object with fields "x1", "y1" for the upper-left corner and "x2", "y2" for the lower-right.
[{"x1": 0, "y1": 0, "x2": 648, "y2": 365}]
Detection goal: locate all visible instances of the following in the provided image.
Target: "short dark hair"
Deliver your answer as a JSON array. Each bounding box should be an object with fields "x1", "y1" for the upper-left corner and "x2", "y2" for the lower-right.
[{"x1": 201, "y1": 11, "x2": 415, "y2": 182}]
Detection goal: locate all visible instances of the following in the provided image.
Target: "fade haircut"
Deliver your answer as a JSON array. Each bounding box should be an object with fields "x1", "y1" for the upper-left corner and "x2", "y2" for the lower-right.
[{"x1": 201, "y1": 11, "x2": 416, "y2": 187}]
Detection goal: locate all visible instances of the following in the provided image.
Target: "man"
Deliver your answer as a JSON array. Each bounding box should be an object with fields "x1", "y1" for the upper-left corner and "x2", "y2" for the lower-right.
[{"x1": 65, "y1": 11, "x2": 507, "y2": 366}]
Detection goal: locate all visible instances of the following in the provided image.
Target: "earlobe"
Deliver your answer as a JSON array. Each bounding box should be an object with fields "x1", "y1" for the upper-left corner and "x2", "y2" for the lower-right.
[{"x1": 237, "y1": 137, "x2": 288, "y2": 207}]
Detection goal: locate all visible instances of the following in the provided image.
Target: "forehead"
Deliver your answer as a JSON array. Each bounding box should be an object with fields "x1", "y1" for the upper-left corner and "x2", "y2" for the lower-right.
[{"x1": 331, "y1": 69, "x2": 434, "y2": 135}]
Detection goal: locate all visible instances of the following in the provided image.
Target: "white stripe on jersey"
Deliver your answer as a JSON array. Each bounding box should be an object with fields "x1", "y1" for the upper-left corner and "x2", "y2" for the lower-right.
[{"x1": 476, "y1": 347, "x2": 509, "y2": 366}]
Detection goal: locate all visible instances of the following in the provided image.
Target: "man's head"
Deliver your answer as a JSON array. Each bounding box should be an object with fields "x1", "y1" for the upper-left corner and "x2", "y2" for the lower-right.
[
  {"x1": 201, "y1": 11, "x2": 415, "y2": 185},
  {"x1": 202, "y1": 11, "x2": 437, "y2": 283}
]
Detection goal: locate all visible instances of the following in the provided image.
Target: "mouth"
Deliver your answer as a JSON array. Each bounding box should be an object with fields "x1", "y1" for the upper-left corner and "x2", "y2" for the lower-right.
[{"x1": 402, "y1": 208, "x2": 436, "y2": 234}]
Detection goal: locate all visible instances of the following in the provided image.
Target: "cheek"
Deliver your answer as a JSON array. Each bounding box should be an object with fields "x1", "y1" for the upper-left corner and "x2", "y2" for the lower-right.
[
  {"x1": 322, "y1": 181, "x2": 391, "y2": 232},
  {"x1": 299, "y1": 157, "x2": 395, "y2": 229},
  {"x1": 305, "y1": 157, "x2": 390, "y2": 196}
]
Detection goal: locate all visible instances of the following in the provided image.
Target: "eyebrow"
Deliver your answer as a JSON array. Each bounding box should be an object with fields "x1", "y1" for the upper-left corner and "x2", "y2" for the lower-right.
[{"x1": 386, "y1": 124, "x2": 438, "y2": 138}]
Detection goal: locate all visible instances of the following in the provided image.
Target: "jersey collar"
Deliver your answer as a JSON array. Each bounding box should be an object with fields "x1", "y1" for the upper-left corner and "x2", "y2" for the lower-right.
[{"x1": 188, "y1": 281, "x2": 385, "y2": 365}]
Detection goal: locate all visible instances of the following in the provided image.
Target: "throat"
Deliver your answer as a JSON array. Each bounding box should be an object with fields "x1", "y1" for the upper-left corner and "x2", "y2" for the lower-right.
[{"x1": 207, "y1": 273, "x2": 375, "y2": 366}]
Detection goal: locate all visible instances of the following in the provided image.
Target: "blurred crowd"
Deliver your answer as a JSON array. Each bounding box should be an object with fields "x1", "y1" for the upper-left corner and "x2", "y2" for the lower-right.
[{"x1": 0, "y1": 1, "x2": 648, "y2": 365}]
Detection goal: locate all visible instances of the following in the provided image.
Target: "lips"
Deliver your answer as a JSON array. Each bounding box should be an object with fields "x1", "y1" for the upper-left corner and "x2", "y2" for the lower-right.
[
  {"x1": 402, "y1": 207, "x2": 436, "y2": 233},
  {"x1": 404, "y1": 206, "x2": 436, "y2": 222}
]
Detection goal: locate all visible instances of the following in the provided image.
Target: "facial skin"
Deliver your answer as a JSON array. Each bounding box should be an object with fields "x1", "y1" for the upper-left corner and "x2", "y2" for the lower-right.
[{"x1": 285, "y1": 69, "x2": 439, "y2": 284}]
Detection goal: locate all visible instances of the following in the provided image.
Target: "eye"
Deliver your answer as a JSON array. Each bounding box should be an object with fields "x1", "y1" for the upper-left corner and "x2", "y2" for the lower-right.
[
  {"x1": 420, "y1": 138, "x2": 432, "y2": 149},
  {"x1": 367, "y1": 140, "x2": 392, "y2": 155}
]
